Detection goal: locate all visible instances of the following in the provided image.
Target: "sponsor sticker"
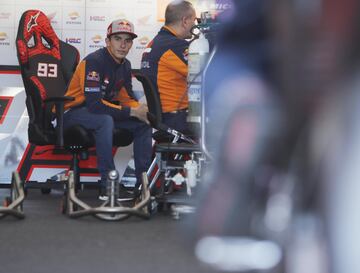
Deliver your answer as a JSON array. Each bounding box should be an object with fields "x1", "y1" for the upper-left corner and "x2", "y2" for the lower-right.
[
  {"x1": 85, "y1": 87, "x2": 100, "y2": 92},
  {"x1": 86, "y1": 71, "x2": 100, "y2": 81},
  {"x1": 183, "y1": 48, "x2": 189, "y2": 61}
]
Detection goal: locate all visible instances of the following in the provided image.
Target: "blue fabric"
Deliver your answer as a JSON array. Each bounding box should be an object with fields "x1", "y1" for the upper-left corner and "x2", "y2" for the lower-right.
[
  {"x1": 162, "y1": 111, "x2": 188, "y2": 133},
  {"x1": 64, "y1": 107, "x2": 152, "y2": 186},
  {"x1": 83, "y1": 47, "x2": 134, "y2": 120}
]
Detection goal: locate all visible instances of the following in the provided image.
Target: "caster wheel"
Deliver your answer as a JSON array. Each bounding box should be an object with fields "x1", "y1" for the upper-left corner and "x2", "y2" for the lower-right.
[
  {"x1": 144, "y1": 197, "x2": 158, "y2": 216},
  {"x1": 3, "y1": 197, "x2": 11, "y2": 207},
  {"x1": 61, "y1": 197, "x2": 67, "y2": 214}
]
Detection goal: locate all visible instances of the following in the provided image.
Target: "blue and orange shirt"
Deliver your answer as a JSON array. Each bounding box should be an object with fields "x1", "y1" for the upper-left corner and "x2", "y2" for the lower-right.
[
  {"x1": 64, "y1": 47, "x2": 139, "y2": 120},
  {"x1": 140, "y1": 26, "x2": 189, "y2": 113}
]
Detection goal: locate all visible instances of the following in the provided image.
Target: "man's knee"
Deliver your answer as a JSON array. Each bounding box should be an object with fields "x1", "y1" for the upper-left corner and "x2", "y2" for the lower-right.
[
  {"x1": 98, "y1": 115, "x2": 114, "y2": 130},
  {"x1": 135, "y1": 122, "x2": 152, "y2": 136}
]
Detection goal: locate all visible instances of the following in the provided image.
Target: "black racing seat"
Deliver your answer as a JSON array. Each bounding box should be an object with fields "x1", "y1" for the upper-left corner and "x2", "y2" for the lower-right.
[
  {"x1": 133, "y1": 72, "x2": 198, "y2": 148},
  {"x1": 16, "y1": 10, "x2": 133, "y2": 188},
  {"x1": 133, "y1": 71, "x2": 200, "y2": 187}
]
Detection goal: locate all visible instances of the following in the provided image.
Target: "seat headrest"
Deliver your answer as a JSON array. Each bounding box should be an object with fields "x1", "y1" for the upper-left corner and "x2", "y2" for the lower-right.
[{"x1": 16, "y1": 10, "x2": 60, "y2": 65}]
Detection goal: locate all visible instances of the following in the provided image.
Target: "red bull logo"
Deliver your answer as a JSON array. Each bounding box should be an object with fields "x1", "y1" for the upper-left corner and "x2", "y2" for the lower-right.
[
  {"x1": 87, "y1": 71, "x2": 100, "y2": 82},
  {"x1": 117, "y1": 20, "x2": 131, "y2": 31}
]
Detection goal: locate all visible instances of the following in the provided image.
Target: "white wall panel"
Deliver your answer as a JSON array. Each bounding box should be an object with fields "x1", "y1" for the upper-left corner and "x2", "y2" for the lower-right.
[
  {"x1": 85, "y1": 7, "x2": 109, "y2": 30},
  {"x1": 0, "y1": 6, "x2": 15, "y2": 28},
  {"x1": 84, "y1": 30, "x2": 105, "y2": 56},
  {"x1": 1, "y1": 0, "x2": 217, "y2": 66},
  {"x1": 0, "y1": 28, "x2": 17, "y2": 66},
  {"x1": 62, "y1": 29, "x2": 85, "y2": 57},
  {"x1": 62, "y1": 0, "x2": 85, "y2": 7},
  {"x1": 62, "y1": 6, "x2": 85, "y2": 30}
]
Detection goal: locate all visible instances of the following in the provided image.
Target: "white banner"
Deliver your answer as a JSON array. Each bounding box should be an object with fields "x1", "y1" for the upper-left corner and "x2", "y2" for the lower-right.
[
  {"x1": 0, "y1": 28, "x2": 17, "y2": 66},
  {"x1": 85, "y1": 30, "x2": 105, "y2": 56},
  {"x1": 1, "y1": 0, "x2": 217, "y2": 66},
  {"x1": 62, "y1": 29, "x2": 85, "y2": 58},
  {"x1": 62, "y1": 6, "x2": 85, "y2": 30},
  {"x1": 0, "y1": 6, "x2": 15, "y2": 29},
  {"x1": 85, "y1": 7, "x2": 109, "y2": 30}
]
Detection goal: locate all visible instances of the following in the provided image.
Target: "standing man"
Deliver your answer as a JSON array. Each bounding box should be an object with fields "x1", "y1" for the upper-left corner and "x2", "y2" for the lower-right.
[
  {"x1": 141, "y1": 0, "x2": 197, "y2": 132},
  {"x1": 63, "y1": 19, "x2": 152, "y2": 199}
]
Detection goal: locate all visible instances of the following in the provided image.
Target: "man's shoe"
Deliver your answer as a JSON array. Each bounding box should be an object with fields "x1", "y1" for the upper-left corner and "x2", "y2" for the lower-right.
[
  {"x1": 98, "y1": 184, "x2": 141, "y2": 202},
  {"x1": 117, "y1": 184, "x2": 136, "y2": 201},
  {"x1": 98, "y1": 187, "x2": 109, "y2": 201}
]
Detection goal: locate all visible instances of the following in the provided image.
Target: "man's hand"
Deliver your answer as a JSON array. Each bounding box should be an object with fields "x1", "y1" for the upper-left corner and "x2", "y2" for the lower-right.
[{"x1": 130, "y1": 103, "x2": 149, "y2": 124}]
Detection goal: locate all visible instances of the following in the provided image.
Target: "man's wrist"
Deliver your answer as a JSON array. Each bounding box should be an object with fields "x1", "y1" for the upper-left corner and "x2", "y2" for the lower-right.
[
  {"x1": 123, "y1": 106, "x2": 131, "y2": 118},
  {"x1": 129, "y1": 106, "x2": 138, "y2": 118}
]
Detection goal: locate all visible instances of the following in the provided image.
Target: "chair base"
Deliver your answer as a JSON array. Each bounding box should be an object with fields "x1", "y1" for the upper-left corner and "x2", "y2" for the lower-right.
[
  {"x1": 63, "y1": 171, "x2": 151, "y2": 221},
  {"x1": 0, "y1": 172, "x2": 25, "y2": 219}
]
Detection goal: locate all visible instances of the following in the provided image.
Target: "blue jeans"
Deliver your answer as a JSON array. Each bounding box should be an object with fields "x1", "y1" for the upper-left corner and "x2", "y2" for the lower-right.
[
  {"x1": 162, "y1": 110, "x2": 188, "y2": 133},
  {"x1": 63, "y1": 107, "x2": 152, "y2": 186}
]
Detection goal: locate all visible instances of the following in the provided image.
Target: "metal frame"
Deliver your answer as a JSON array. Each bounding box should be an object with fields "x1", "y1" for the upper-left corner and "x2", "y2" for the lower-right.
[
  {"x1": 0, "y1": 172, "x2": 25, "y2": 219},
  {"x1": 63, "y1": 171, "x2": 151, "y2": 221},
  {"x1": 200, "y1": 45, "x2": 217, "y2": 160}
]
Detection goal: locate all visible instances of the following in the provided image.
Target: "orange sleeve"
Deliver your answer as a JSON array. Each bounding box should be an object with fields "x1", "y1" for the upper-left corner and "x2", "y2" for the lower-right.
[
  {"x1": 160, "y1": 49, "x2": 188, "y2": 77},
  {"x1": 116, "y1": 87, "x2": 140, "y2": 108},
  {"x1": 63, "y1": 61, "x2": 86, "y2": 110}
]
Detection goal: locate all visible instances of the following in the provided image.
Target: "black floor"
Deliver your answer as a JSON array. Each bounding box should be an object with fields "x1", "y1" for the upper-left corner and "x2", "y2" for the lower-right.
[{"x1": 0, "y1": 188, "x2": 217, "y2": 273}]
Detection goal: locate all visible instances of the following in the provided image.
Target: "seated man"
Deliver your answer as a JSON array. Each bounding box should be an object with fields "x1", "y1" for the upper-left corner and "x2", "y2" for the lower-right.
[
  {"x1": 63, "y1": 18, "x2": 152, "y2": 200},
  {"x1": 140, "y1": 0, "x2": 197, "y2": 133}
]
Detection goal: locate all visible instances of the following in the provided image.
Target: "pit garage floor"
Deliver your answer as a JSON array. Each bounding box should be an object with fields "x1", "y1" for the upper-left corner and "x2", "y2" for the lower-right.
[{"x1": 0, "y1": 188, "x2": 217, "y2": 273}]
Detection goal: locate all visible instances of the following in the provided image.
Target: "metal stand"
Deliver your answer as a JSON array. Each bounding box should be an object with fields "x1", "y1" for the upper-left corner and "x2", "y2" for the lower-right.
[
  {"x1": 0, "y1": 172, "x2": 25, "y2": 219},
  {"x1": 63, "y1": 171, "x2": 151, "y2": 221}
]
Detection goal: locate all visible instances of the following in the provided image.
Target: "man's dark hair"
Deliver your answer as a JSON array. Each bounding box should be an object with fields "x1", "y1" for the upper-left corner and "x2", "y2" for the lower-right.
[{"x1": 165, "y1": 0, "x2": 194, "y2": 25}]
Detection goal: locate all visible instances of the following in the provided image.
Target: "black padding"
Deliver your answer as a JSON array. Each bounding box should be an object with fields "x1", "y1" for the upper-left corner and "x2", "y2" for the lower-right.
[
  {"x1": 63, "y1": 125, "x2": 94, "y2": 148},
  {"x1": 59, "y1": 41, "x2": 79, "y2": 84},
  {"x1": 152, "y1": 131, "x2": 174, "y2": 142},
  {"x1": 113, "y1": 129, "x2": 133, "y2": 147},
  {"x1": 155, "y1": 143, "x2": 200, "y2": 153},
  {"x1": 134, "y1": 73, "x2": 162, "y2": 126}
]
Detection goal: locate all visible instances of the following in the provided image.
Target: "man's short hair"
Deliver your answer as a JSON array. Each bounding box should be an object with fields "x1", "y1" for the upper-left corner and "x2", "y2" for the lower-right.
[{"x1": 165, "y1": 0, "x2": 194, "y2": 25}]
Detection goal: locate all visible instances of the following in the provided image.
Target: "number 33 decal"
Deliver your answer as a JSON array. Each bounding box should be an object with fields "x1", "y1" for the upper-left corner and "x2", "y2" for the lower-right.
[{"x1": 37, "y1": 63, "x2": 58, "y2": 77}]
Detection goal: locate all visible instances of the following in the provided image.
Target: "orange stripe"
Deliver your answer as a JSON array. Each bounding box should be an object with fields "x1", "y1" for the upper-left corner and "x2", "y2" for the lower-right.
[
  {"x1": 116, "y1": 87, "x2": 139, "y2": 107},
  {"x1": 158, "y1": 49, "x2": 188, "y2": 112},
  {"x1": 101, "y1": 99, "x2": 122, "y2": 109},
  {"x1": 64, "y1": 61, "x2": 86, "y2": 110}
]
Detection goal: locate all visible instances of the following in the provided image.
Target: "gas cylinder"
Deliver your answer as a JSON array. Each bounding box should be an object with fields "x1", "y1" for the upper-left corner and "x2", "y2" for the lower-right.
[{"x1": 187, "y1": 32, "x2": 209, "y2": 135}]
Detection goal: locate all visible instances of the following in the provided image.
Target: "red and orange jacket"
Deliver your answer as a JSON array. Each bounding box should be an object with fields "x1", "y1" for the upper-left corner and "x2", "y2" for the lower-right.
[
  {"x1": 64, "y1": 47, "x2": 139, "y2": 121},
  {"x1": 140, "y1": 26, "x2": 189, "y2": 113}
]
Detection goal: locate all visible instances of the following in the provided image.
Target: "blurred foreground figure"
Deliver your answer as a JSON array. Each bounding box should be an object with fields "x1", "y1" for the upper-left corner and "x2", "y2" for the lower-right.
[{"x1": 192, "y1": 0, "x2": 360, "y2": 272}]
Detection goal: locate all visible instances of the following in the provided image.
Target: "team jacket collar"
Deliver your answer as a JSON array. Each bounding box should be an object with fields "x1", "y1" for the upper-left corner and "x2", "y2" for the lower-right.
[
  {"x1": 161, "y1": 25, "x2": 179, "y2": 38},
  {"x1": 104, "y1": 47, "x2": 125, "y2": 67}
]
